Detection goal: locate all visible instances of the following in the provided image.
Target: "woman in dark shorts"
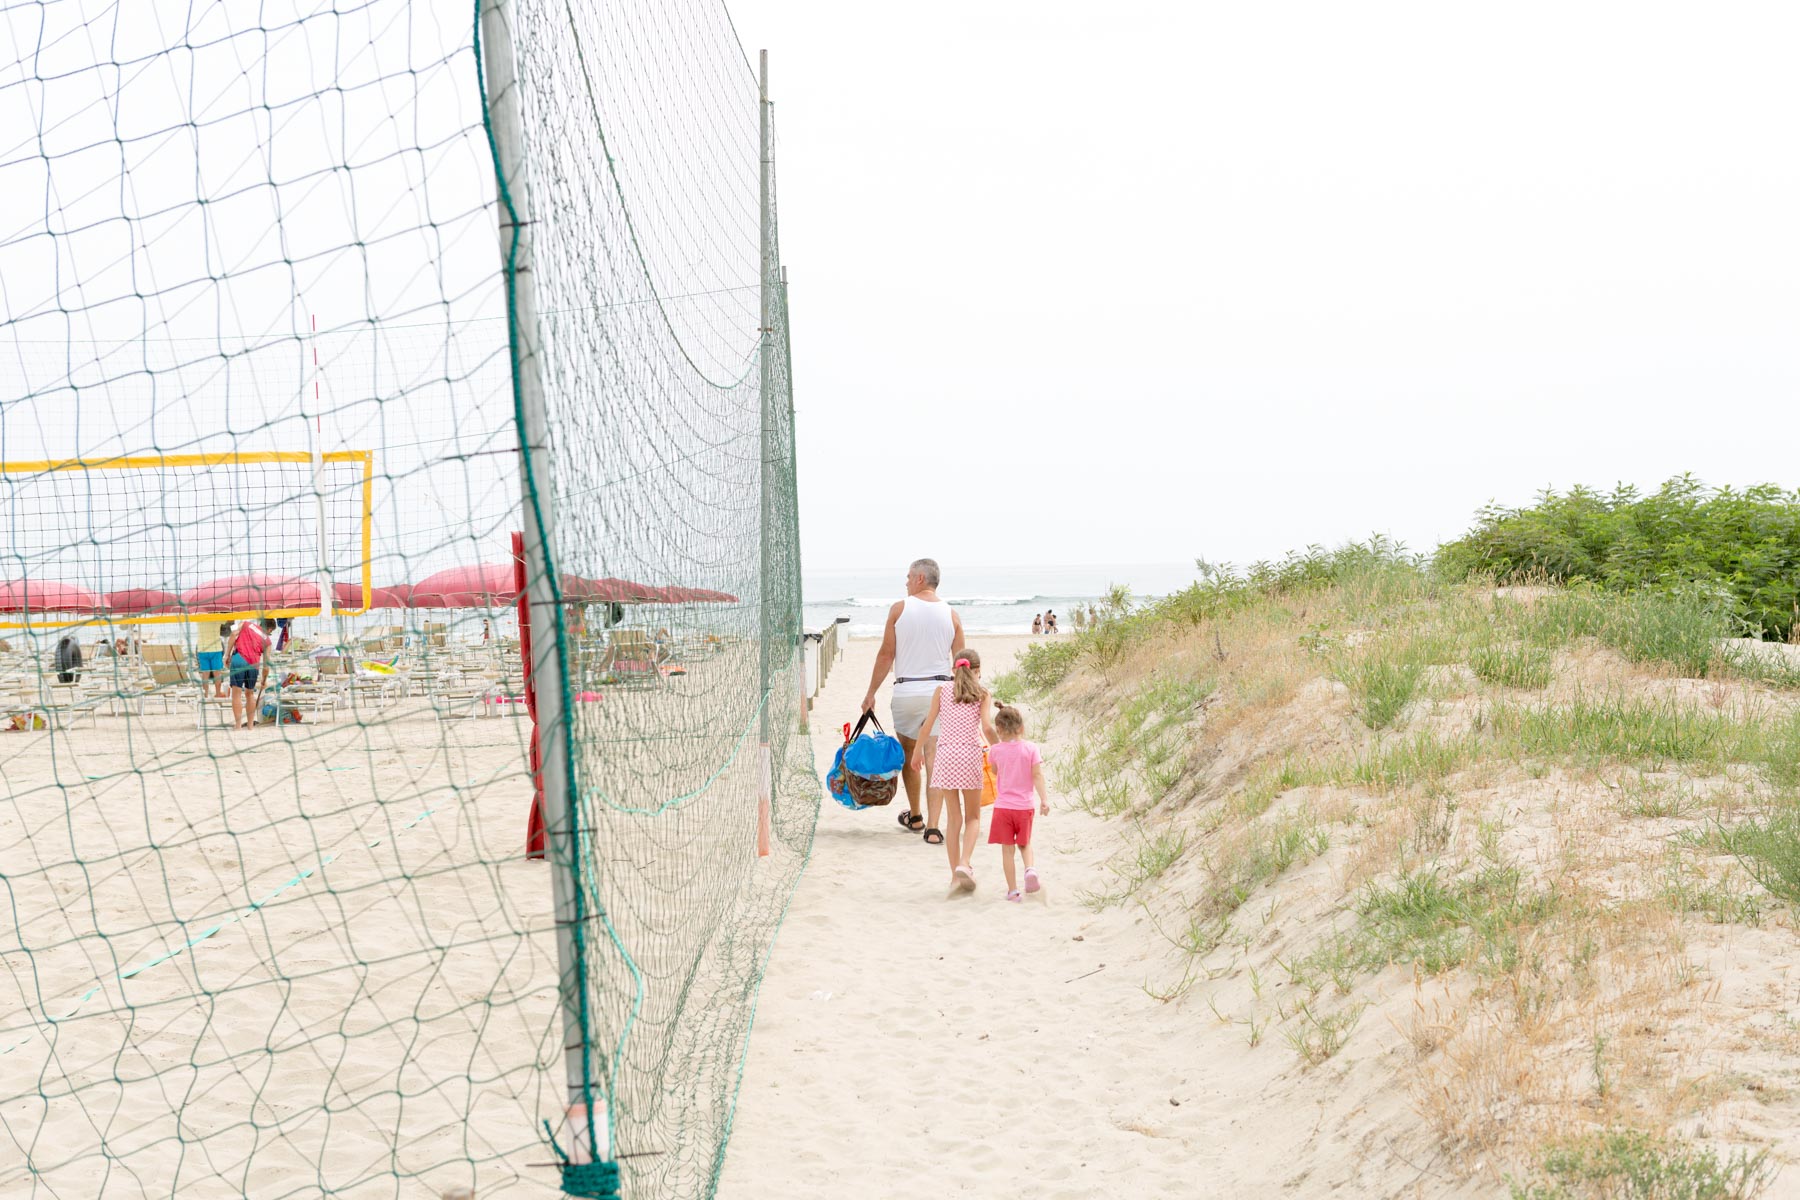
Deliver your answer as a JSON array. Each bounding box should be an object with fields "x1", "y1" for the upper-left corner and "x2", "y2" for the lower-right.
[{"x1": 228, "y1": 617, "x2": 278, "y2": 729}]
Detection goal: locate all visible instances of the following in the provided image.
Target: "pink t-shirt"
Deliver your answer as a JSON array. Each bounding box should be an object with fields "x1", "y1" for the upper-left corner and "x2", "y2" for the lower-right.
[{"x1": 986, "y1": 739, "x2": 1041, "y2": 810}]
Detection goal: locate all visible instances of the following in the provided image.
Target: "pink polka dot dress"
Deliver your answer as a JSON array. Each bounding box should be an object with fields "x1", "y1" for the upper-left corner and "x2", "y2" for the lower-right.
[{"x1": 930, "y1": 683, "x2": 985, "y2": 790}]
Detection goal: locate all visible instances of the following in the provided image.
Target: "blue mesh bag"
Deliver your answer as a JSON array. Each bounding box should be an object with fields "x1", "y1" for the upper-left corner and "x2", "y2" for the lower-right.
[{"x1": 828, "y1": 711, "x2": 905, "y2": 808}]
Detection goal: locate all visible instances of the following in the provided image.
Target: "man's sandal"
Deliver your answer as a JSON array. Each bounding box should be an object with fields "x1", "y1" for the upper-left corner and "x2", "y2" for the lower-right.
[
  {"x1": 897, "y1": 811, "x2": 924, "y2": 832},
  {"x1": 922, "y1": 828, "x2": 945, "y2": 845}
]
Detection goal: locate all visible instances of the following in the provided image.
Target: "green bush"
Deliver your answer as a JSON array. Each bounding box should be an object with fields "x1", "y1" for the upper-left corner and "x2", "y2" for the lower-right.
[
  {"x1": 1013, "y1": 638, "x2": 1082, "y2": 692},
  {"x1": 1438, "y1": 476, "x2": 1800, "y2": 640}
]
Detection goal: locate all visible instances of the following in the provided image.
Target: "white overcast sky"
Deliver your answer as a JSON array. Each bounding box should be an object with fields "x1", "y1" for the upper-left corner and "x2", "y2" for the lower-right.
[{"x1": 730, "y1": 1, "x2": 1800, "y2": 573}]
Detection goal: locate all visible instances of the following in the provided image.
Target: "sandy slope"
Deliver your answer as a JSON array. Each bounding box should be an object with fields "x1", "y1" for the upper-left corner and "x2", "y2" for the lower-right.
[{"x1": 716, "y1": 635, "x2": 1370, "y2": 1200}]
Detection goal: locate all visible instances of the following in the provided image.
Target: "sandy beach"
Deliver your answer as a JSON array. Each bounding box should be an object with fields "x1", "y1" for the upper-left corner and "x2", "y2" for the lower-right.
[{"x1": 718, "y1": 634, "x2": 1319, "y2": 1199}]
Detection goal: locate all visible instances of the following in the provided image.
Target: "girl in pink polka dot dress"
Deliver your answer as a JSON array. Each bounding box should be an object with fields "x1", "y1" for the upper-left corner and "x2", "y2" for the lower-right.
[{"x1": 909, "y1": 648, "x2": 996, "y2": 894}]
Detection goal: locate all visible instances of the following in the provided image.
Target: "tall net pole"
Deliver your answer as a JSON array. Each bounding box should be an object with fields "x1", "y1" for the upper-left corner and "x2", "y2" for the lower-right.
[
  {"x1": 476, "y1": 0, "x2": 607, "y2": 1187},
  {"x1": 757, "y1": 49, "x2": 777, "y2": 856}
]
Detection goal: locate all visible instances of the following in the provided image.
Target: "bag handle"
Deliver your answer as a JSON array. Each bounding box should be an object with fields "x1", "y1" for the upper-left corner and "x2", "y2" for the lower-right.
[{"x1": 850, "y1": 709, "x2": 885, "y2": 740}]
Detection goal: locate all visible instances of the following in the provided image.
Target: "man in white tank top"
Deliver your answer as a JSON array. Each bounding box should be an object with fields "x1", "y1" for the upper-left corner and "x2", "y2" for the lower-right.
[{"x1": 862, "y1": 557, "x2": 964, "y2": 837}]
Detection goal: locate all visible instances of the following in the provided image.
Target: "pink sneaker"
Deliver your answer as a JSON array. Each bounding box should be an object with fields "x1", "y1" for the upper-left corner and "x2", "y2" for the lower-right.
[
  {"x1": 1023, "y1": 868, "x2": 1042, "y2": 894},
  {"x1": 1005, "y1": 890, "x2": 1022, "y2": 902}
]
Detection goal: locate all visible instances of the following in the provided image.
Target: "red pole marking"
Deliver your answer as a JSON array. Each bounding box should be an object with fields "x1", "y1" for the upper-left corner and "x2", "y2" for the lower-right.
[{"x1": 518, "y1": 530, "x2": 548, "y2": 859}]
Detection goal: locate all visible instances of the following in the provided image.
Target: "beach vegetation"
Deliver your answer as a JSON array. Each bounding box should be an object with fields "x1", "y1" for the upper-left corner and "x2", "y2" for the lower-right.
[
  {"x1": 1037, "y1": 513, "x2": 1800, "y2": 1185},
  {"x1": 1012, "y1": 637, "x2": 1082, "y2": 692},
  {"x1": 1283, "y1": 999, "x2": 1366, "y2": 1067},
  {"x1": 1718, "y1": 813, "x2": 1800, "y2": 908},
  {"x1": 1470, "y1": 643, "x2": 1554, "y2": 690},
  {"x1": 1335, "y1": 640, "x2": 1428, "y2": 729},
  {"x1": 1438, "y1": 475, "x2": 1800, "y2": 642},
  {"x1": 1507, "y1": 1130, "x2": 1773, "y2": 1200},
  {"x1": 988, "y1": 670, "x2": 1025, "y2": 704}
]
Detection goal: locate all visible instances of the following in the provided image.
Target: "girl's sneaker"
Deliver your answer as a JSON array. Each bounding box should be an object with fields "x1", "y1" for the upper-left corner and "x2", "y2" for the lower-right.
[
  {"x1": 1005, "y1": 890, "x2": 1022, "y2": 903},
  {"x1": 1023, "y1": 868, "x2": 1042, "y2": 894}
]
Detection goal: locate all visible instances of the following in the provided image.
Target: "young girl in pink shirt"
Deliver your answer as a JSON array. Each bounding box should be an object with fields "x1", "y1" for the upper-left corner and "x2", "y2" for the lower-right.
[{"x1": 986, "y1": 703, "x2": 1049, "y2": 901}]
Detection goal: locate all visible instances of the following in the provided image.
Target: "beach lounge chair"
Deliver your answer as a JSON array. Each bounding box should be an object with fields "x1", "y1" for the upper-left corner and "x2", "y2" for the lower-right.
[
  {"x1": 33, "y1": 678, "x2": 98, "y2": 729},
  {"x1": 602, "y1": 630, "x2": 664, "y2": 688}
]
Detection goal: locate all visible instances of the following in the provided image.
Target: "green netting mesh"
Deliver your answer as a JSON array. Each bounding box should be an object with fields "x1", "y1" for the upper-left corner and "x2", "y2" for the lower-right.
[{"x1": 0, "y1": 1, "x2": 813, "y2": 1197}]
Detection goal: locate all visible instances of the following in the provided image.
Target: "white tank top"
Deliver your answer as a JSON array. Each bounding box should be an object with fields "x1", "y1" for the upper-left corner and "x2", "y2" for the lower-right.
[{"x1": 892, "y1": 595, "x2": 955, "y2": 697}]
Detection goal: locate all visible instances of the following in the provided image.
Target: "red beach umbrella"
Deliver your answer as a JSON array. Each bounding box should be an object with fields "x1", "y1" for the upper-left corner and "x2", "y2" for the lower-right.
[
  {"x1": 181, "y1": 574, "x2": 320, "y2": 611},
  {"x1": 330, "y1": 581, "x2": 408, "y2": 609},
  {"x1": 0, "y1": 580, "x2": 105, "y2": 612},
  {"x1": 104, "y1": 587, "x2": 182, "y2": 615},
  {"x1": 105, "y1": 587, "x2": 181, "y2": 614},
  {"x1": 366, "y1": 584, "x2": 413, "y2": 609},
  {"x1": 569, "y1": 575, "x2": 656, "y2": 603},
  {"x1": 406, "y1": 564, "x2": 519, "y2": 608}
]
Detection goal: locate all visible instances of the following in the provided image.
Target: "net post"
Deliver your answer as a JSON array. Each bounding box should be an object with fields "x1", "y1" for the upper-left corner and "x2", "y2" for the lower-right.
[
  {"x1": 757, "y1": 48, "x2": 775, "y2": 857},
  {"x1": 477, "y1": 0, "x2": 609, "y2": 1182},
  {"x1": 309, "y1": 317, "x2": 333, "y2": 626},
  {"x1": 781, "y1": 264, "x2": 805, "y2": 734}
]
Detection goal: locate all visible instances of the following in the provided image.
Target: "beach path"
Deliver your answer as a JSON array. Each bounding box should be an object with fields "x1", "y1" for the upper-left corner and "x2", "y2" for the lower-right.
[{"x1": 716, "y1": 634, "x2": 1294, "y2": 1199}]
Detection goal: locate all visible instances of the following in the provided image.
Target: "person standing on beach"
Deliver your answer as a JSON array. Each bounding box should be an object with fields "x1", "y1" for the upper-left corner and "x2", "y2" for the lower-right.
[
  {"x1": 1031, "y1": 613, "x2": 1043, "y2": 635},
  {"x1": 908, "y1": 649, "x2": 995, "y2": 892},
  {"x1": 229, "y1": 617, "x2": 276, "y2": 730},
  {"x1": 861, "y1": 558, "x2": 964, "y2": 841}
]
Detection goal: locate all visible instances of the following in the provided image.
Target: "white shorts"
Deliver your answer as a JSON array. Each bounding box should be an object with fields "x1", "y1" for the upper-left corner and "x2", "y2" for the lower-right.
[{"x1": 890, "y1": 691, "x2": 938, "y2": 740}]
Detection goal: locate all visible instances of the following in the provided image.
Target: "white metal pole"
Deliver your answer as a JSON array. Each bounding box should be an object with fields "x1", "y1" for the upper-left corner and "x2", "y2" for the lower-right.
[
  {"x1": 478, "y1": 0, "x2": 601, "y2": 1163},
  {"x1": 311, "y1": 318, "x2": 333, "y2": 626},
  {"x1": 757, "y1": 50, "x2": 775, "y2": 855}
]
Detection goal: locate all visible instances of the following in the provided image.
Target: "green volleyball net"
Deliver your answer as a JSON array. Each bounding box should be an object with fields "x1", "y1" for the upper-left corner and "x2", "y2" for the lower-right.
[{"x1": 0, "y1": 1, "x2": 813, "y2": 1197}]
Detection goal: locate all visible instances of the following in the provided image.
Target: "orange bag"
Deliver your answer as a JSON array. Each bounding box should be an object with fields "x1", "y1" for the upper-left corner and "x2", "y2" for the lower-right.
[{"x1": 980, "y1": 747, "x2": 997, "y2": 807}]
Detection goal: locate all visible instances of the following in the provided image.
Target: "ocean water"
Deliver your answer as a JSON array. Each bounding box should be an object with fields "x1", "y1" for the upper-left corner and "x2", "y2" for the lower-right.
[{"x1": 804, "y1": 563, "x2": 1200, "y2": 638}]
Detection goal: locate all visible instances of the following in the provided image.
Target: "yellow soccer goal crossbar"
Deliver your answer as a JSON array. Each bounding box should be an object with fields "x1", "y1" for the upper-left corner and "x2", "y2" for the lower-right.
[{"x1": 0, "y1": 450, "x2": 374, "y2": 629}]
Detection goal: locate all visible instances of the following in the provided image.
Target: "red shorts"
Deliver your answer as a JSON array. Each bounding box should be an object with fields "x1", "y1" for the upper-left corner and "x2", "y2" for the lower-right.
[{"x1": 987, "y1": 807, "x2": 1034, "y2": 846}]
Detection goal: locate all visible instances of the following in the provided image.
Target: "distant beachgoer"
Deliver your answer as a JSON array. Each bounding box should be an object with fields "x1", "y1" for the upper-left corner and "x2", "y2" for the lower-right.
[
  {"x1": 1045, "y1": 610, "x2": 1058, "y2": 634},
  {"x1": 909, "y1": 649, "x2": 996, "y2": 893},
  {"x1": 94, "y1": 638, "x2": 113, "y2": 657},
  {"x1": 862, "y1": 558, "x2": 964, "y2": 840},
  {"x1": 196, "y1": 621, "x2": 228, "y2": 698},
  {"x1": 1031, "y1": 613, "x2": 1043, "y2": 635},
  {"x1": 276, "y1": 616, "x2": 292, "y2": 651},
  {"x1": 988, "y1": 702, "x2": 1049, "y2": 901},
  {"x1": 482, "y1": 619, "x2": 492, "y2": 643},
  {"x1": 229, "y1": 617, "x2": 277, "y2": 730},
  {"x1": 1072, "y1": 608, "x2": 1086, "y2": 632},
  {"x1": 53, "y1": 634, "x2": 82, "y2": 684}
]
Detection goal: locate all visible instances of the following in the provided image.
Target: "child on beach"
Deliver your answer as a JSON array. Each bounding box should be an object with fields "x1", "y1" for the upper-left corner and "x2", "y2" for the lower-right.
[
  {"x1": 987, "y1": 703, "x2": 1049, "y2": 901},
  {"x1": 909, "y1": 649, "x2": 996, "y2": 894}
]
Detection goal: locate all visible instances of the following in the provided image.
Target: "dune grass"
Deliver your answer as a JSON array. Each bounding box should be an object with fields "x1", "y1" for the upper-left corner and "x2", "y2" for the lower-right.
[
  {"x1": 1509, "y1": 1129, "x2": 1773, "y2": 1200},
  {"x1": 1335, "y1": 642, "x2": 1428, "y2": 729},
  {"x1": 1037, "y1": 546, "x2": 1793, "y2": 1186},
  {"x1": 1471, "y1": 643, "x2": 1554, "y2": 690}
]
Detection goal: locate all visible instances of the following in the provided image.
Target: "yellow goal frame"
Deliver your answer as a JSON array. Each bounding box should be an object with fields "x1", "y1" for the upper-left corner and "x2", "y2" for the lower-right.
[{"x1": 0, "y1": 450, "x2": 374, "y2": 629}]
